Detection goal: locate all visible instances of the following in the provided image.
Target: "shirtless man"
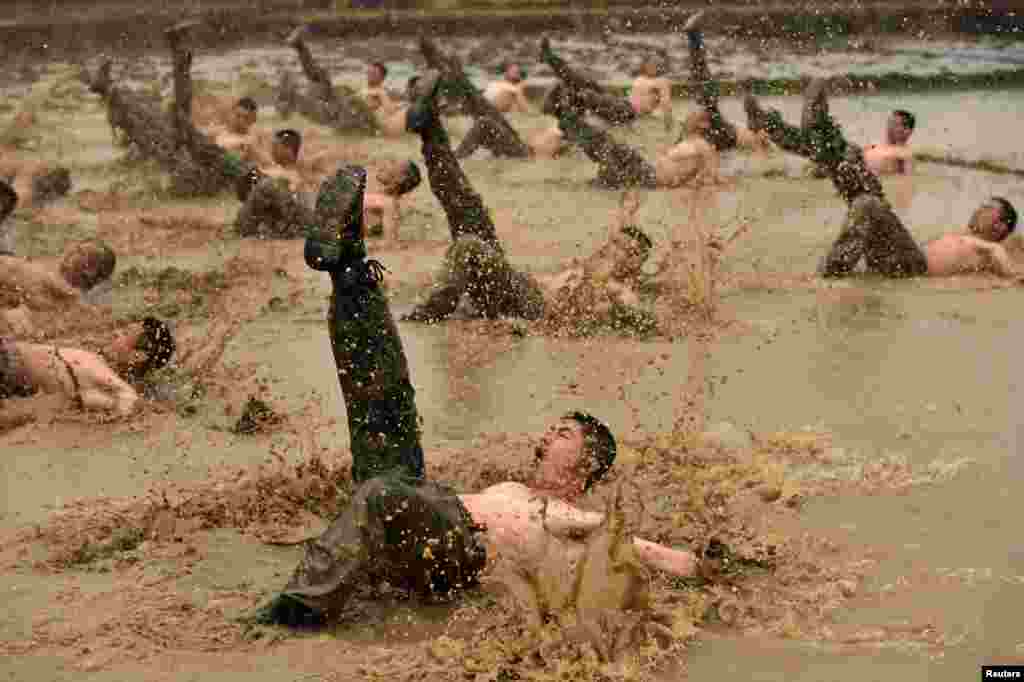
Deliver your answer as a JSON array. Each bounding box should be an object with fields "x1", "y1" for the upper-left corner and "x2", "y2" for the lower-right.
[
  {"x1": 745, "y1": 78, "x2": 1020, "y2": 279},
  {"x1": 0, "y1": 316, "x2": 174, "y2": 420},
  {"x1": 418, "y1": 38, "x2": 556, "y2": 160},
  {"x1": 631, "y1": 59, "x2": 674, "y2": 128},
  {"x1": 363, "y1": 60, "x2": 412, "y2": 137},
  {"x1": 540, "y1": 38, "x2": 670, "y2": 129},
  {"x1": 550, "y1": 86, "x2": 720, "y2": 189},
  {"x1": 253, "y1": 169, "x2": 696, "y2": 624},
  {"x1": 863, "y1": 110, "x2": 915, "y2": 176},
  {"x1": 236, "y1": 129, "x2": 422, "y2": 239},
  {"x1": 280, "y1": 26, "x2": 378, "y2": 135},
  {"x1": 483, "y1": 62, "x2": 532, "y2": 114}
]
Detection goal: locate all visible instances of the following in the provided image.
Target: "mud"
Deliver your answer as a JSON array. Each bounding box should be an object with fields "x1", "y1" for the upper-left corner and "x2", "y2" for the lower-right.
[{"x1": 3, "y1": 12, "x2": 1024, "y2": 682}]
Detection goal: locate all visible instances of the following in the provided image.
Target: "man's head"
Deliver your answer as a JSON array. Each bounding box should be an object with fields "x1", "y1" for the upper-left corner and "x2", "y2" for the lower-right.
[
  {"x1": 376, "y1": 160, "x2": 422, "y2": 197},
  {"x1": 271, "y1": 128, "x2": 302, "y2": 166},
  {"x1": 107, "y1": 316, "x2": 175, "y2": 380},
  {"x1": 59, "y1": 239, "x2": 116, "y2": 292},
  {"x1": 684, "y1": 109, "x2": 712, "y2": 136},
  {"x1": 503, "y1": 62, "x2": 524, "y2": 84},
  {"x1": 367, "y1": 61, "x2": 388, "y2": 87},
  {"x1": 228, "y1": 97, "x2": 258, "y2": 135},
  {"x1": 639, "y1": 58, "x2": 660, "y2": 78},
  {"x1": 887, "y1": 109, "x2": 915, "y2": 145},
  {"x1": 969, "y1": 196, "x2": 1018, "y2": 243},
  {"x1": 608, "y1": 224, "x2": 653, "y2": 279},
  {"x1": 534, "y1": 412, "x2": 617, "y2": 494}
]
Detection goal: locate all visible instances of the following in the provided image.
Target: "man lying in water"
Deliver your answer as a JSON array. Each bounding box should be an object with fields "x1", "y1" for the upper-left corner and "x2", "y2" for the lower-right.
[
  {"x1": 253, "y1": 167, "x2": 697, "y2": 625},
  {"x1": 0, "y1": 316, "x2": 174, "y2": 421},
  {"x1": 484, "y1": 62, "x2": 532, "y2": 114},
  {"x1": 236, "y1": 128, "x2": 422, "y2": 240},
  {"x1": 548, "y1": 84, "x2": 721, "y2": 190},
  {"x1": 401, "y1": 72, "x2": 654, "y2": 326},
  {"x1": 278, "y1": 25, "x2": 378, "y2": 135},
  {"x1": 863, "y1": 109, "x2": 915, "y2": 176},
  {"x1": 419, "y1": 38, "x2": 564, "y2": 160},
  {"x1": 165, "y1": 21, "x2": 270, "y2": 166},
  {"x1": 540, "y1": 38, "x2": 672, "y2": 130},
  {"x1": 745, "y1": 78, "x2": 1020, "y2": 279}
]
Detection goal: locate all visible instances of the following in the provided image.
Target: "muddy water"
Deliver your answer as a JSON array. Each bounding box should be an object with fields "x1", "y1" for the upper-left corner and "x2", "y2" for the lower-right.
[{"x1": 4, "y1": 39, "x2": 1024, "y2": 680}]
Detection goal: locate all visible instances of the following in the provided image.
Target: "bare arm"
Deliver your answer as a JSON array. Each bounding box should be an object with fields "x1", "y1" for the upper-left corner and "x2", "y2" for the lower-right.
[
  {"x1": 515, "y1": 86, "x2": 532, "y2": 114},
  {"x1": 632, "y1": 537, "x2": 698, "y2": 577},
  {"x1": 383, "y1": 200, "x2": 402, "y2": 242},
  {"x1": 975, "y1": 240, "x2": 1021, "y2": 279},
  {"x1": 657, "y1": 79, "x2": 673, "y2": 130}
]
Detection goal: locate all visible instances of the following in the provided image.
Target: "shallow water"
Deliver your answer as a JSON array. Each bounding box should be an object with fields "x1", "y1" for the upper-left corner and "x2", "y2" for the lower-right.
[{"x1": 4, "y1": 35, "x2": 1024, "y2": 680}]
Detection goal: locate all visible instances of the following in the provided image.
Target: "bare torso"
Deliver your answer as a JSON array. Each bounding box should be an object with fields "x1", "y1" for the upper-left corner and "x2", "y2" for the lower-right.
[
  {"x1": 655, "y1": 136, "x2": 717, "y2": 188},
  {"x1": 527, "y1": 125, "x2": 564, "y2": 160},
  {"x1": 924, "y1": 233, "x2": 1009, "y2": 277},
  {"x1": 484, "y1": 81, "x2": 529, "y2": 114},
  {"x1": 459, "y1": 481, "x2": 697, "y2": 577},
  {"x1": 864, "y1": 143, "x2": 912, "y2": 175},
  {"x1": 9, "y1": 342, "x2": 138, "y2": 414},
  {"x1": 363, "y1": 174, "x2": 401, "y2": 240}
]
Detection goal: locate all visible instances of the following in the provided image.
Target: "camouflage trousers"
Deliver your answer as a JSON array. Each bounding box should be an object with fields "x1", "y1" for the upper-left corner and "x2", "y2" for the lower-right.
[
  {"x1": 685, "y1": 28, "x2": 738, "y2": 151},
  {"x1": 541, "y1": 42, "x2": 637, "y2": 126},
  {"x1": 751, "y1": 86, "x2": 885, "y2": 206},
  {"x1": 279, "y1": 39, "x2": 377, "y2": 134},
  {"x1": 235, "y1": 177, "x2": 315, "y2": 239},
  {"x1": 819, "y1": 194, "x2": 927, "y2": 278},
  {"x1": 407, "y1": 235, "x2": 546, "y2": 322},
  {"x1": 264, "y1": 475, "x2": 486, "y2": 622},
  {"x1": 557, "y1": 111, "x2": 657, "y2": 189},
  {"x1": 419, "y1": 37, "x2": 530, "y2": 159}
]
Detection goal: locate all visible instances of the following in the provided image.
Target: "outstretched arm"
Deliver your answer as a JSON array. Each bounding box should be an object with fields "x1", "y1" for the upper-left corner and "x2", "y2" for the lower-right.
[
  {"x1": 632, "y1": 537, "x2": 698, "y2": 577},
  {"x1": 973, "y1": 239, "x2": 1022, "y2": 279}
]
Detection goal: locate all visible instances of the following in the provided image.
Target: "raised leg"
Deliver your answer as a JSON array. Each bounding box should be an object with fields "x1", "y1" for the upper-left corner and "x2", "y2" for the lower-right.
[
  {"x1": 684, "y1": 12, "x2": 738, "y2": 151},
  {"x1": 820, "y1": 194, "x2": 926, "y2": 278}
]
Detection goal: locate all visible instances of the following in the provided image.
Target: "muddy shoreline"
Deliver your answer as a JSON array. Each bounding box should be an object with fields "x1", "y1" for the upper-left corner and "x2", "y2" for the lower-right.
[{"x1": 3, "y1": 2, "x2": 1021, "y2": 62}]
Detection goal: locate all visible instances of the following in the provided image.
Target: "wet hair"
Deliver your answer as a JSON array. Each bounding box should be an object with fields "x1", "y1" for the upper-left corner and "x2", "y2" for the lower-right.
[
  {"x1": 133, "y1": 316, "x2": 175, "y2": 377},
  {"x1": 274, "y1": 128, "x2": 302, "y2": 155},
  {"x1": 0, "y1": 180, "x2": 17, "y2": 219},
  {"x1": 992, "y1": 196, "x2": 1018, "y2": 236},
  {"x1": 892, "y1": 109, "x2": 916, "y2": 131},
  {"x1": 565, "y1": 411, "x2": 617, "y2": 491},
  {"x1": 394, "y1": 160, "x2": 422, "y2": 195},
  {"x1": 621, "y1": 224, "x2": 653, "y2": 257},
  {"x1": 64, "y1": 239, "x2": 116, "y2": 291},
  {"x1": 235, "y1": 97, "x2": 258, "y2": 112},
  {"x1": 370, "y1": 61, "x2": 388, "y2": 78}
]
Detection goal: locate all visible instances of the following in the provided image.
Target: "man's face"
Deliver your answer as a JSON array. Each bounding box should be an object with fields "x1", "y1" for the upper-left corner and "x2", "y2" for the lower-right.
[
  {"x1": 608, "y1": 232, "x2": 646, "y2": 279},
  {"x1": 886, "y1": 113, "x2": 912, "y2": 145},
  {"x1": 969, "y1": 200, "x2": 1009, "y2": 242},
  {"x1": 533, "y1": 419, "x2": 587, "y2": 489},
  {"x1": 505, "y1": 64, "x2": 523, "y2": 84},
  {"x1": 367, "y1": 64, "x2": 385, "y2": 87},
  {"x1": 108, "y1": 322, "x2": 145, "y2": 372},
  {"x1": 376, "y1": 160, "x2": 408, "y2": 195},
  {"x1": 230, "y1": 106, "x2": 257, "y2": 134},
  {"x1": 271, "y1": 140, "x2": 297, "y2": 167}
]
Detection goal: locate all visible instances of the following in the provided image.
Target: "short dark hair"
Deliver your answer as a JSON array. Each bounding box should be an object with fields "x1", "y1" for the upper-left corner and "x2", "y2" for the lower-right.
[
  {"x1": 236, "y1": 96, "x2": 258, "y2": 112},
  {"x1": 133, "y1": 316, "x2": 175, "y2": 377},
  {"x1": 993, "y1": 196, "x2": 1018, "y2": 235},
  {"x1": 370, "y1": 61, "x2": 388, "y2": 77},
  {"x1": 394, "y1": 160, "x2": 422, "y2": 196},
  {"x1": 620, "y1": 224, "x2": 653, "y2": 256},
  {"x1": 274, "y1": 128, "x2": 302, "y2": 155},
  {"x1": 565, "y1": 411, "x2": 617, "y2": 491},
  {"x1": 892, "y1": 109, "x2": 916, "y2": 131},
  {"x1": 74, "y1": 240, "x2": 116, "y2": 291}
]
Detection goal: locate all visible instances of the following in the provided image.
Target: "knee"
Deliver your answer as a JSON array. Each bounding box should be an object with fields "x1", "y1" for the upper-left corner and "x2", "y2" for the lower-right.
[{"x1": 851, "y1": 194, "x2": 885, "y2": 222}]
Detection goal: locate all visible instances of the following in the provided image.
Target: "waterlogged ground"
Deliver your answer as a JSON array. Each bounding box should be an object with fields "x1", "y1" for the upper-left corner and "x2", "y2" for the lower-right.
[{"x1": 1, "y1": 35, "x2": 1024, "y2": 681}]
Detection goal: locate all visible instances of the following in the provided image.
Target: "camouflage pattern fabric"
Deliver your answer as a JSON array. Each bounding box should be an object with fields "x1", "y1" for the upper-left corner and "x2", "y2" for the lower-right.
[
  {"x1": 819, "y1": 194, "x2": 927, "y2": 278},
  {"x1": 685, "y1": 28, "x2": 739, "y2": 151}
]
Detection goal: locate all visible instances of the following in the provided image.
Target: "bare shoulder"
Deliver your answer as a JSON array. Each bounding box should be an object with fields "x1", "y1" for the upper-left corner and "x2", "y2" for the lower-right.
[{"x1": 480, "y1": 481, "x2": 532, "y2": 497}]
